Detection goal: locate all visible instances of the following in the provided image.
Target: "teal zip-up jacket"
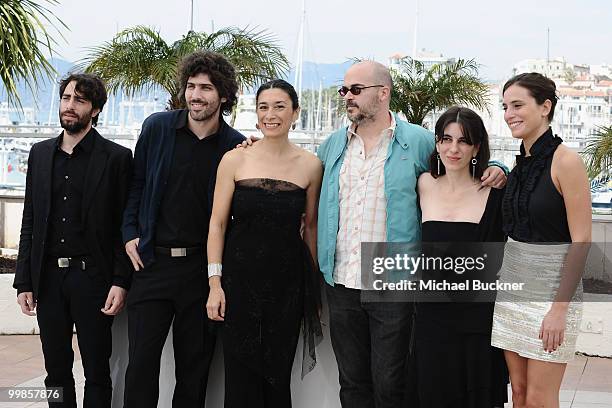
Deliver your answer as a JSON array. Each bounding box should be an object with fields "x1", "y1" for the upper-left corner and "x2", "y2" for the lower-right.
[{"x1": 317, "y1": 114, "x2": 435, "y2": 286}]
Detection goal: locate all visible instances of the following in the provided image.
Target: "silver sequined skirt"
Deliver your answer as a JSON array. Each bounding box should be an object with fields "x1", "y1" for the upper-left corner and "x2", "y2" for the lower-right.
[{"x1": 491, "y1": 239, "x2": 582, "y2": 363}]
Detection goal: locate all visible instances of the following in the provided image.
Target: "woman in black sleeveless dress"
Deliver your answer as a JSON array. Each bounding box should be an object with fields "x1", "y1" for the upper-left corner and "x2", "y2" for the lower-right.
[
  {"x1": 492, "y1": 73, "x2": 591, "y2": 407},
  {"x1": 412, "y1": 106, "x2": 508, "y2": 407},
  {"x1": 205, "y1": 80, "x2": 323, "y2": 407}
]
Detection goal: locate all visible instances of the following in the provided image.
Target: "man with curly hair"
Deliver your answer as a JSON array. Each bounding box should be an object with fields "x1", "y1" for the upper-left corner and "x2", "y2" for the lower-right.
[{"x1": 121, "y1": 51, "x2": 245, "y2": 407}]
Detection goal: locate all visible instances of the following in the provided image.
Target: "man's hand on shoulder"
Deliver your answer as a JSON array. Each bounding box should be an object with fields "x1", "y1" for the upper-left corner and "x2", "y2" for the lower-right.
[
  {"x1": 101, "y1": 285, "x2": 127, "y2": 316},
  {"x1": 481, "y1": 166, "x2": 507, "y2": 189},
  {"x1": 235, "y1": 135, "x2": 260, "y2": 149}
]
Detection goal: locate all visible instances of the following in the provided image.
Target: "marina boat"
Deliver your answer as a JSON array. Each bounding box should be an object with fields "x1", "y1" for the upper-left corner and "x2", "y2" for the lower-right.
[
  {"x1": 592, "y1": 189, "x2": 612, "y2": 213},
  {"x1": 591, "y1": 175, "x2": 612, "y2": 213}
]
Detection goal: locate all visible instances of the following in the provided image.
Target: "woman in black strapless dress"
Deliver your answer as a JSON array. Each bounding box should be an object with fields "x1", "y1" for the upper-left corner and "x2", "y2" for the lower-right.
[
  {"x1": 206, "y1": 79, "x2": 322, "y2": 408},
  {"x1": 410, "y1": 106, "x2": 508, "y2": 407}
]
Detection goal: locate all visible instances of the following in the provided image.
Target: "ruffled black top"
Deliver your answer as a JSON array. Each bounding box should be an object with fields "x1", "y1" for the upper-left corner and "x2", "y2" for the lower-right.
[{"x1": 502, "y1": 128, "x2": 571, "y2": 243}]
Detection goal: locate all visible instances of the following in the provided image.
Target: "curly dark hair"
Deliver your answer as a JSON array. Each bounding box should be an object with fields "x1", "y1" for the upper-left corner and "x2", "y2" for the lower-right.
[
  {"x1": 177, "y1": 51, "x2": 239, "y2": 116},
  {"x1": 59, "y1": 73, "x2": 107, "y2": 127}
]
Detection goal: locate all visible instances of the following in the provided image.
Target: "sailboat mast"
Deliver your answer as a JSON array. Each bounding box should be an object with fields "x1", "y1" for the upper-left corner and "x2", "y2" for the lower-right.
[
  {"x1": 47, "y1": 78, "x2": 56, "y2": 126},
  {"x1": 190, "y1": 0, "x2": 194, "y2": 31},
  {"x1": 316, "y1": 81, "x2": 322, "y2": 131},
  {"x1": 546, "y1": 27, "x2": 550, "y2": 77},
  {"x1": 294, "y1": 0, "x2": 306, "y2": 113},
  {"x1": 326, "y1": 91, "x2": 332, "y2": 130},
  {"x1": 47, "y1": 60, "x2": 57, "y2": 126},
  {"x1": 412, "y1": 0, "x2": 419, "y2": 58}
]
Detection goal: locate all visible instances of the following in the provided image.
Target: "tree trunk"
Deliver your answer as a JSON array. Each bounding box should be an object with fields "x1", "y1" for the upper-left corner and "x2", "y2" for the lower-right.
[
  {"x1": 230, "y1": 106, "x2": 237, "y2": 127},
  {"x1": 167, "y1": 95, "x2": 184, "y2": 110}
]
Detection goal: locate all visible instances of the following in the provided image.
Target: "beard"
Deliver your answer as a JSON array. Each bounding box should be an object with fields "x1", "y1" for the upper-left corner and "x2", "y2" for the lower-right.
[
  {"x1": 188, "y1": 98, "x2": 221, "y2": 122},
  {"x1": 346, "y1": 101, "x2": 377, "y2": 125},
  {"x1": 60, "y1": 110, "x2": 92, "y2": 133}
]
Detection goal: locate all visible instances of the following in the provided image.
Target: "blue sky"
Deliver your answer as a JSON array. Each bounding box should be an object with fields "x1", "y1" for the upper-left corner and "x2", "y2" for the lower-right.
[{"x1": 50, "y1": 0, "x2": 612, "y2": 80}]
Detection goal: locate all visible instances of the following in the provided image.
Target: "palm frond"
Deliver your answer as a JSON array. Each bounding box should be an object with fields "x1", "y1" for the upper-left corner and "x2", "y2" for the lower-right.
[
  {"x1": 80, "y1": 25, "x2": 290, "y2": 109},
  {"x1": 203, "y1": 26, "x2": 290, "y2": 90},
  {"x1": 0, "y1": 0, "x2": 66, "y2": 109},
  {"x1": 78, "y1": 26, "x2": 175, "y2": 96},
  {"x1": 389, "y1": 57, "x2": 489, "y2": 126},
  {"x1": 582, "y1": 125, "x2": 612, "y2": 178}
]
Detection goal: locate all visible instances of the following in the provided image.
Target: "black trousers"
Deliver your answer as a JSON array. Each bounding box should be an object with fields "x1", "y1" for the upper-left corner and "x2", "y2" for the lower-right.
[
  {"x1": 123, "y1": 253, "x2": 216, "y2": 408},
  {"x1": 325, "y1": 284, "x2": 413, "y2": 408},
  {"x1": 37, "y1": 260, "x2": 114, "y2": 408}
]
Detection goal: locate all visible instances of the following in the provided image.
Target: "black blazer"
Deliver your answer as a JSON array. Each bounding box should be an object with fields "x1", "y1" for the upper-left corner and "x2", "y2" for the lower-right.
[
  {"x1": 13, "y1": 128, "x2": 133, "y2": 298},
  {"x1": 121, "y1": 110, "x2": 245, "y2": 267}
]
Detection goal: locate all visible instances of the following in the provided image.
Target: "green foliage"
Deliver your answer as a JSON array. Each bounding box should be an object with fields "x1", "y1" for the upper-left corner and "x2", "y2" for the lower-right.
[
  {"x1": 563, "y1": 67, "x2": 577, "y2": 86},
  {"x1": 389, "y1": 57, "x2": 489, "y2": 126},
  {"x1": 582, "y1": 125, "x2": 612, "y2": 178},
  {"x1": 0, "y1": 0, "x2": 66, "y2": 108},
  {"x1": 79, "y1": 26, "x2": 290, "y2": 110}
]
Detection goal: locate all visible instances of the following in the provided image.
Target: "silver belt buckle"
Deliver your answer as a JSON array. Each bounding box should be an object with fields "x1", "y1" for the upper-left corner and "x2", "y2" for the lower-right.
[
  {"x1": 57, "y1": 257, "x2": 70, "y2": 268},
  {"x1": 170, "y1": 248, "x2": 186, "y2": 257}
]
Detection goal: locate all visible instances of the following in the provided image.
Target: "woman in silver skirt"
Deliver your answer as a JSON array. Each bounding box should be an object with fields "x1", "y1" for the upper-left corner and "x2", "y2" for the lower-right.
[{"x1": 491, "y1": 73, "x2": 591, "y2": 407}]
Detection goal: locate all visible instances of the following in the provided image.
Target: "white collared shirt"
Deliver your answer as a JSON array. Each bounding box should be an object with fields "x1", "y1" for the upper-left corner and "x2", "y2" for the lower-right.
[{"x1": 333, "y1": 114, "x2": 396, "y2": 289}]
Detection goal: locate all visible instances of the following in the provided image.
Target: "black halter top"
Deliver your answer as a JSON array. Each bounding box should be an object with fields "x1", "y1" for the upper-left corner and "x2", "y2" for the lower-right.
[{"x1": 502, "y1": 128, "x2": 571, "y2": 243}]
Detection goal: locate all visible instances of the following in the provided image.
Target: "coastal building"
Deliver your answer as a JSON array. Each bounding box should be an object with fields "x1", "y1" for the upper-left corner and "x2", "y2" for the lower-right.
[
  {"x1": 386, "y1": 53, "x2": 612, "y2": 170},
  {"x1": 389, "y1": 49, "x2": 455, "y2": 71},
  {"x1": 0, "y1": 103, "x2": 36, "y2": 126},
  {"x1": 508, "y1": 58, "x2": 612, "y2": 149},
  {"x1": 512, "y1": 57, "x2": 569, "y2": 79}
]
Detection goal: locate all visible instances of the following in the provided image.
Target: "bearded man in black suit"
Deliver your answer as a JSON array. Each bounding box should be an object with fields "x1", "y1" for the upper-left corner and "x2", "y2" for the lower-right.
[{"x1": 14, "y1": 73, "x2": 133, "y2": 408}]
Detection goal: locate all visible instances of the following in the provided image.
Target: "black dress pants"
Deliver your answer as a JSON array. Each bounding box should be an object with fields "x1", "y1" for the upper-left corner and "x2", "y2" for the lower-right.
[
  {"x1": 123, "y1": 253, "x2": 215, "y2": 408},
  {"x1": 36, "y1": 260, "x2": 113, "y2": 408},
  {"x1": 325, "y1": 283, "x2": 413, "y2": 408}
]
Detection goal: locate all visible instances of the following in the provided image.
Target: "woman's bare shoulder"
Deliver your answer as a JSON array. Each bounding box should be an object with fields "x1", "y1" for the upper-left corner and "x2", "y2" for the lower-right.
[
  {"x1": 293, "y1": 145, "x2": 321, "y2": 168},
  {"x1": 553, "y1": 144, "x2": 587, "y2": 175},
  {"x1": 418, "y1": 172, "x2": 436, "y2": 190}
]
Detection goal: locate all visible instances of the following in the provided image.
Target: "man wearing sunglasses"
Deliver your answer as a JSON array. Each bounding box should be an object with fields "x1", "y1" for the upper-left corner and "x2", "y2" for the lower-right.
[{"x1": 317, "y1": 60, "x2": 507, "y2": 408}]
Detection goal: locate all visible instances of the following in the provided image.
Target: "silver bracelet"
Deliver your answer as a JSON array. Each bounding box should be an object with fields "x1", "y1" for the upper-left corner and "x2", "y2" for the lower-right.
[{"x1": 207, "y1": 263, "x2": 222, "y2": 278}]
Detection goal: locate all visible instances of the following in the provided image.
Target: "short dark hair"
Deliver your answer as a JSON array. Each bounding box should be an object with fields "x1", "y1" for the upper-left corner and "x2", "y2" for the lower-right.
[
  {"x1": 255, "y1": 79, "x2": 299, "y2": 110},
  {"x1": 430, "y1": 106, "x2": 490, "y2": 179},
  {"x1": 59, "y1": 73, "x2": 107, "y2": 126},
  {"x1": 178, "y1": 51, "x2": 238, "y2": 116},
  {"x1": 503, "y1": 72, "x2": 558, "y2": 122}
]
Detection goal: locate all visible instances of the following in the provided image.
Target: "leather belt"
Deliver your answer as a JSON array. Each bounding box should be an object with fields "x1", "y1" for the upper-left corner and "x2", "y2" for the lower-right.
[
  {"x1": 48, "y1": 256, "x2": 95, "y2": 270},
  {"x1": 154, "y1": 246, "x2": 201, "y2": 257}
]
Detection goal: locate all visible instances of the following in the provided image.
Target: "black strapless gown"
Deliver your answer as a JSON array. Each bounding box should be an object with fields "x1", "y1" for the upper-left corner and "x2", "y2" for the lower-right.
[{"x1": 222, "y1": 179, "x2": 321, "y2": 391}]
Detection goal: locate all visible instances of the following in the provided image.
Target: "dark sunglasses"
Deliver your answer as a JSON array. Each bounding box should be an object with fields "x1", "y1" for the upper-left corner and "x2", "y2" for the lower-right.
[{"x1": 338, "y1": 84, "x2": 384, "y2": 97}]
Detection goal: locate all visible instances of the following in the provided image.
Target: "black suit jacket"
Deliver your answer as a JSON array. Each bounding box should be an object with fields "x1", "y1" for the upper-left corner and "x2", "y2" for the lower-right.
[
  {"x1": 121, "y1": 110, "x2": 245, "y2": 267},
  {"x1": 13, "y1": 128, "x2": 133, "y2": 298}
]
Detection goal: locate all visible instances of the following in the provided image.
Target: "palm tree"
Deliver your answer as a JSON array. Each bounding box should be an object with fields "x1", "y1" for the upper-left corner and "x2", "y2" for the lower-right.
[
  {"x1": 80, "y1": 26, "x2": 290, "y2": 110},
  {"x1": 582, "y1": 125, "x2": 612, "y2": 178},
  {"x1": 389, "y1": 58, "x2": 490, "y2": 126},
  {"x1": 0, "y1": 0, "x2": 66, "y2": 108}
]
